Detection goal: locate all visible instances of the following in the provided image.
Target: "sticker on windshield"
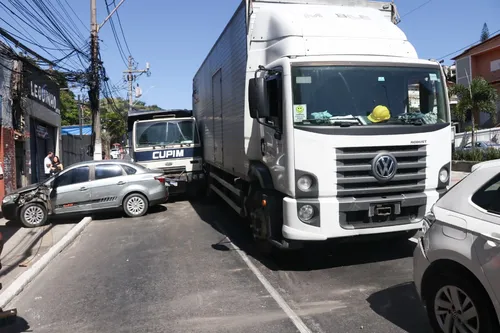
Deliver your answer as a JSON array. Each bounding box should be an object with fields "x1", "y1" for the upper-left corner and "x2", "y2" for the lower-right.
[
  {"x1": 429, "y1": 73, "x2": 438, "y2": 81},
  {"x1": 378, "y1": 76, "x2": 385, "y2": 82},
  {"x1": 294, "y1": 104, "x2": 307, "y2": 122},
  {"x1": 296, "y1": 76, "x2": 312, "y2": 84}
]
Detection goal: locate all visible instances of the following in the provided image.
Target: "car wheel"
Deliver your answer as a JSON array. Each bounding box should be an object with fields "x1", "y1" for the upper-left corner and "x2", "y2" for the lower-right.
[
  {"x1": 123, "y1": 193, "x2": 148, "y2": 217},
  {"x1": 425, "y1": 272, "x2": 498, "y2": 333},
  {"x1": 19, "y1": 203, "x2": 48, "y2": 228}
]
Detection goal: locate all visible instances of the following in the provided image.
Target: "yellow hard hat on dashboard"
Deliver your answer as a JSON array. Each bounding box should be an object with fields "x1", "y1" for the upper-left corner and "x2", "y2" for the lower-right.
[{"x1": 368, "y1": 105, "x2": 391, "y2": 123}]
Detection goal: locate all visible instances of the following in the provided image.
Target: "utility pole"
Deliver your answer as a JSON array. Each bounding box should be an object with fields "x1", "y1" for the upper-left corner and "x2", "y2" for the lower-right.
[
  {"x1": 89, "y1": 0, "x2": 102, "y2": 160},
  {"x1": 124, "y1": 56, "x2": 151, "y2": 113},
  {"x1": 88, "y1": 0, "x2": 127, "y2": 160}
]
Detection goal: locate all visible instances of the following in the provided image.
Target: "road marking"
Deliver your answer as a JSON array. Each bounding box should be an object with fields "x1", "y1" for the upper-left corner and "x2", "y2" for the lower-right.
[
  {"x1": 409, "y1": 237, "x2": 418, "y2": 244},
  {"x1": 214, "y1": 222, "x2": 312, "y2": 333}
]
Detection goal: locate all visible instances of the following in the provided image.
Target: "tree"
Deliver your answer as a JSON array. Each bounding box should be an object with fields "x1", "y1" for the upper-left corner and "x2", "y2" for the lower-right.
[
  {"x1": 450, "y1": 77, "x2": 498, "y2": 147},
  {"x1": 60, "y1": 90, "x2": 80, "y2": 125},
  {"x1": 100, "y1": 97, "x2": 164, "y2": 146},
  {"x1": 481, "y1": 23, "x2": 490, "y2": 42}
]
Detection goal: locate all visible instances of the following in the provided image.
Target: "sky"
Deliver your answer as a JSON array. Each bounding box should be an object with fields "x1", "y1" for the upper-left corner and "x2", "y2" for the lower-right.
[{"x1": 3, "y1": 0, "x2": 500, "y2": 109}]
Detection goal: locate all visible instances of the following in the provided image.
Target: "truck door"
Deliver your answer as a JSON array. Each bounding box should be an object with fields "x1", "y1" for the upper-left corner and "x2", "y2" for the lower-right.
[
  {"x1": 212, "y1": 69, "x2": 224, "y2": 166},
  {"x1": 260, "y1": 71, "x2": 286, "y2": 192}
]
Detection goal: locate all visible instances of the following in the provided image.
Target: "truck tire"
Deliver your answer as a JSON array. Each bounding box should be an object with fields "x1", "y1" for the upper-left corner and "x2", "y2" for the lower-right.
[
  {"x1": 19, "y1": 203, "x2": 48, "y2": 228},
  {"x1": 247, "y1": 183, "x2": 275, "y2": 255}
]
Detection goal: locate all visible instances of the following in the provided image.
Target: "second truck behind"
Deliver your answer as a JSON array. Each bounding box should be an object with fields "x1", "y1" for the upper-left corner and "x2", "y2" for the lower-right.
[{"x1": 193, "y1": 0, "x2": 452, "y2": 251}]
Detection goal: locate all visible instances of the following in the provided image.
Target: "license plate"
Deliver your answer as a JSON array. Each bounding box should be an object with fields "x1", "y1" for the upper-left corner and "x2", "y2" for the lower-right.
[{"x1": 169, "y1": 180, "x2": 178, "y2": 187}]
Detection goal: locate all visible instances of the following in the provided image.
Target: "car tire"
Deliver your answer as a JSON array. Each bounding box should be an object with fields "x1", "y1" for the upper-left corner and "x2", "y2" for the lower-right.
[
  {"x1": 19, "y1": 203, "x2": 48, "y2": 228},
  {"x1": 425, "y1": 271, "x2": 498, "y2": 333},
  {"x1": 123, "y1": 193, "x2": 148, "y2": 217}
]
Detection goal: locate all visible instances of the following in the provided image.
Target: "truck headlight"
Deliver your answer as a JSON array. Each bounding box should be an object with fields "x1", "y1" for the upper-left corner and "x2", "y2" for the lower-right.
[
  {"x1": 298, "y1": 204, "x2": 315, "y2": 222},
  {"x1": 439, "y1": 168, "x2": 449, "y2": 183},
  {"x1": 297, "y1": 175, "x2": 313, "y2": 192}
]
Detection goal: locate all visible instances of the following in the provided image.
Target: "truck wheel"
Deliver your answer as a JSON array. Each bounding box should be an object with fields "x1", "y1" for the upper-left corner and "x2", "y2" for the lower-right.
[
  {"x1": 19, "y1": 203, "x2": 48, "y2": 228},
  {"x1": 247, "y1": 184, "x2": 274, "y2": 255}
]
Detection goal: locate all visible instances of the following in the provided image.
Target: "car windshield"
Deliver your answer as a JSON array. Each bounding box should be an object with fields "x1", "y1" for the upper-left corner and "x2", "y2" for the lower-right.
[
  {"x1": 291, "y1": 65, "x2": 449, "y2": 126},
  {"x1": 134, "y1": 119, "x2": 200, "y2": 148}
]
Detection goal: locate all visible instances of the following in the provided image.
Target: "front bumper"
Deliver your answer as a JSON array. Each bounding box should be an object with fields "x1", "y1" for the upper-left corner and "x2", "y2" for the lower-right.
[
  {"x1": 413, "y1": 236, "x2": 430, "y2": 299},
  {"x1": 282, "y1": 189, "x2": 441, "y2": 241},
  {"x1": 164, "y1": 172, "x2": 205, "y2": 195},
  {"x1": 1, "y1": 202, "x2": 19, "y2": 221}
]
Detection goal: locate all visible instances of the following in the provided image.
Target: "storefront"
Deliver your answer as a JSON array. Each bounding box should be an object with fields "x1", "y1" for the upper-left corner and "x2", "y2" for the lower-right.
[{"x1": 21, "y1": 62, "x2": 61, "y2": 185}]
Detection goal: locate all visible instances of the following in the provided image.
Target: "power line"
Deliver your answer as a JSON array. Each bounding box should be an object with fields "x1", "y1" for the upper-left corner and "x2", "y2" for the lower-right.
[
  {"x1": 1, "y1": 0, "x2": 89, "y2": 70},
  {"x1": 63, "y1": 0, "x2": 87, "y2": 32},
  {"x1": 113, "y1": 0, "x2": 132, "y2": 56},
  {"x1": 105, "y1": 0, "x2": 129, "y2": 66},
  {"x1": 400, "y1": 0, "x2": 433, "y2": 18},
  {"x1": 437, "y1": 28, "x2": 500, "y2": 60}
]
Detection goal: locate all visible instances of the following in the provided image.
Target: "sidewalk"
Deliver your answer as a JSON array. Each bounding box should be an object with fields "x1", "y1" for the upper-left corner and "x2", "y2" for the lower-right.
[{"x1": 0, "y1": 217, "x2": 77, "y2": 293}]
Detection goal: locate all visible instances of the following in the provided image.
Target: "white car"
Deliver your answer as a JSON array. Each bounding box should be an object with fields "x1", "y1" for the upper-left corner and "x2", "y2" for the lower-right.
[
  {"x1": 110, "y1": 149, "x2": 120, "y2": 159},
  {"x1": 414, "y1": 159, "x2": 500, "y2": 333}
]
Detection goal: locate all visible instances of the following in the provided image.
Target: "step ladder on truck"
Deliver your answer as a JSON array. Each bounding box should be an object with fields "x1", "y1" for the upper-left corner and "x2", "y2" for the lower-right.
[{"x1": 193, "y1": 0, "x2": 452, "y2": 252}]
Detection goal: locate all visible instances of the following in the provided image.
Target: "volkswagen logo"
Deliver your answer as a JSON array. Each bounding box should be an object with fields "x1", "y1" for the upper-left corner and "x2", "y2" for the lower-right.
[{"x1": 372, "y1": 153, "x2": 397, "y2": 182}]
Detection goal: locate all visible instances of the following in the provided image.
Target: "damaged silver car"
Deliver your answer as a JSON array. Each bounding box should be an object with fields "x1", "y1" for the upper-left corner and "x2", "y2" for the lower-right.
[{"x1": 1, "y1": 160, "x2": 172, "y2": 228}]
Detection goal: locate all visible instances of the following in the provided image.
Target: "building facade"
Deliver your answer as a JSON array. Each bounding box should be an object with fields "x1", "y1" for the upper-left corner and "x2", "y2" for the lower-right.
[
  {"x1": 0, "y1": 43, "x2": 61, "y2": 200},
  {"x1": 453, "y1": 34, "x2": 500, "y2": 128},
  {"x1": 21, "y1": 61, "x2": 61, "y2": 186}
]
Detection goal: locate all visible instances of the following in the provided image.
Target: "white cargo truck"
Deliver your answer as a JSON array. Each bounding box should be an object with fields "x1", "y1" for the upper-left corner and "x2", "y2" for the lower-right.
[{"x1": 193, "y1": 0, "x2": 452, "y2": 251}]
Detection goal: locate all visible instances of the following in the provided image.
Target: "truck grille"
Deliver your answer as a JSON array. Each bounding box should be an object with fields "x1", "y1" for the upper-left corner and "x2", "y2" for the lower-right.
[{"x1": 336, "y1": 145, "x2": 426, "y2": 197}]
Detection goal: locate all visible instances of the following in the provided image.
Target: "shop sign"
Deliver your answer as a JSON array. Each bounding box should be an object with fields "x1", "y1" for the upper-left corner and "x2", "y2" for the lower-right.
[
  {"x1": 36, "y1": 124, "x2": 49, "y2": 139},
  {"x1": 23, "y1": 62, "x2": 61, "y2": 114}
]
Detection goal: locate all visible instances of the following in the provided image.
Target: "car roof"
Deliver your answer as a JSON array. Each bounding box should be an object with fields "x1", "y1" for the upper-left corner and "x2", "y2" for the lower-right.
[
  {"x1": 471, "y1": 159, "x2": 500, "y2": 172},
  {"x1": 67, "y1": 159, "x2": 136, "y2": 169}
]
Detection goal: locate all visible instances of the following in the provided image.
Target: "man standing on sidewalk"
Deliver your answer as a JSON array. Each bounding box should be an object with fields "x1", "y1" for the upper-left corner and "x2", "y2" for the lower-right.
[{"x1": 43, "y1": 151, "x2": 54, "y2": 181}]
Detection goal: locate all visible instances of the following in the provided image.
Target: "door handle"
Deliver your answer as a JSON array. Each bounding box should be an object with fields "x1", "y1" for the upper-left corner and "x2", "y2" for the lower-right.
[
  {"x1": 79, "y1": 187, "x2": 88, "y2": 191},
  {"x1": 117, "y1": 181, "x2": 126, "y2": 185}
]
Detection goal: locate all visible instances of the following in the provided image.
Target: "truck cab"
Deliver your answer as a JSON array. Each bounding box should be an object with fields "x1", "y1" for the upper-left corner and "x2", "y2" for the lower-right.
[{"x1": 127, "y1": 109, "x2": 205, "y2": 196}]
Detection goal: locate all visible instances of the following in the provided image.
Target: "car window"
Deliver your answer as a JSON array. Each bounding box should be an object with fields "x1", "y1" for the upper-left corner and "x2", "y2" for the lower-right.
[
  {"x1": 95, "y1": 164, "x2": 124, "y2": 180},
  {"x1": 471, "y1": 174, "x2": 500, "y2": 214},
  {"x1": 122, "y1": 165, "x2": 137, "y2": 175},
  {"x1": 57, "y1": 166, "x2": 90, "y2": 187}
]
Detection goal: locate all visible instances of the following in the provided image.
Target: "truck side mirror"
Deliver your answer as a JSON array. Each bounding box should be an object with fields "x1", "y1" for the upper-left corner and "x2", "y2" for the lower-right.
[{"x1": 248, "y1": 78, "x2": 270, "y2": 119}]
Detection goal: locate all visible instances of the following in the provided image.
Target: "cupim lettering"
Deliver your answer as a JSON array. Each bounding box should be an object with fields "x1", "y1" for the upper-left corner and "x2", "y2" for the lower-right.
[{"x1": 152, "y1": 150, "x2": 185, "y2": 160}]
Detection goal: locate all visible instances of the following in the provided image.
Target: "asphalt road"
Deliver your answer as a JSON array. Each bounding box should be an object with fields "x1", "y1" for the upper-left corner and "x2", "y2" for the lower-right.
[{"x1": 3, "y1": 196, "x2": 433, "y2": 333}]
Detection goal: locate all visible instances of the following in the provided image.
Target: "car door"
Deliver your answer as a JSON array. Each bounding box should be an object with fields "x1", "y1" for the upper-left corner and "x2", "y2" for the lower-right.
[
  {"x1": 90, "y1": 163, "x2": 128, "y2": 210},
  {"x1": 470, "y1": 172, "x2": 500, "y2": 303},
  {"x1": 51, "y1": 165, "x2": 91, "y2": 214}
]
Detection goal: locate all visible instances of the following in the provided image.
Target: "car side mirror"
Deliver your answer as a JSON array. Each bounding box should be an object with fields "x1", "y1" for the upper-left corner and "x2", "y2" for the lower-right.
[{"x1": 248, "y1": 77, "x2": 270, "y2": 119}]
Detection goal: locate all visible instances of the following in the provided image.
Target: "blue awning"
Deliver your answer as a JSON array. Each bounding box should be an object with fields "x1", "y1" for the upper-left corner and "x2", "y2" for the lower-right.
[{"x1": 61, "y1": 125, "x2": 92, "y2": 136}]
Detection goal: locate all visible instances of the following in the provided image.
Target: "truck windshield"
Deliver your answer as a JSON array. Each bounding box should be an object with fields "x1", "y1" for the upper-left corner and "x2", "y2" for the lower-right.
[
  {"x1": 291, "y1": 65, "x2": 449, "y2": 126},
  {"x1": 134, "y1": 119, "x2": 200, "y2": 148}
]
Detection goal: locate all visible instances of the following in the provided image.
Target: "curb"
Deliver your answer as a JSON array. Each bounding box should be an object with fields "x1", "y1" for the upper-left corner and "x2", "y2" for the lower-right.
[{"x1": 0, "y1": 216, "x2": 92, "y2": 308}]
